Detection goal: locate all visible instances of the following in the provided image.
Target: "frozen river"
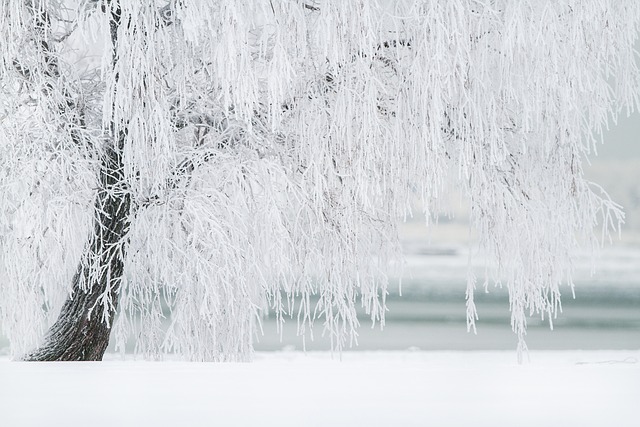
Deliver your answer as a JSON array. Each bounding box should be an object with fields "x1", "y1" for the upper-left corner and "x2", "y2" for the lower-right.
[
  {"x1": 255, "y1": 246, "x2": 640, "y2": 352},
  {"x1": 1, "y1": 246, "x2": 639, "y2": 355}
]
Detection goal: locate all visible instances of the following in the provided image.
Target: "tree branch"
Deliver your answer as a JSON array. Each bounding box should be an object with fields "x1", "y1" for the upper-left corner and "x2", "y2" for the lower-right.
[
  {"x1": 27, "y1": 4, "x2": 91, "y2": 155},
  {"x1": 300, "y1": 2, "x2": 320, "y2": 12}
]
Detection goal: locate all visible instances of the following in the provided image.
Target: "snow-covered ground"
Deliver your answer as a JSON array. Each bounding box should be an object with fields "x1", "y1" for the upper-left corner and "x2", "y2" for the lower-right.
[
  {"x1": 1, "y1": 236, "x2": 637, "y2": 427},
  {"x1": 1, "y1": 350, "x2": 638, "y2": 427}
]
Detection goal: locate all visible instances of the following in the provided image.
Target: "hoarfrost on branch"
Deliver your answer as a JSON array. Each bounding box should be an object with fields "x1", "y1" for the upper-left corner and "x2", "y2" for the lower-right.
[{"x1": 0, "y1": 0, "x2": 638, "y2": 360}]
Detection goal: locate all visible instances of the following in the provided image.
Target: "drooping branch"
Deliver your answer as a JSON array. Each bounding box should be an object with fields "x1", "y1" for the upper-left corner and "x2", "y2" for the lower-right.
[{"x1": 15, "y1": 4, "x2": 92, "y2": 155}]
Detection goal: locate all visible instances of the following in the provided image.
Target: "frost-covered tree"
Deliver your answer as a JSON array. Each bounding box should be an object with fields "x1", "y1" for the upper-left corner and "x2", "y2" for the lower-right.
[{"x1": 1, "y1": 0, "x2": 639, "y2": 361}]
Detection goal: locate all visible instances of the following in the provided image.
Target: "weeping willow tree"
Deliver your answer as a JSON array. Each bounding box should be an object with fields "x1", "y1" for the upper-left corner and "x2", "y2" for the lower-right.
[{"x1": 0, "y1": 0, "x2": 638, "y2": 361}]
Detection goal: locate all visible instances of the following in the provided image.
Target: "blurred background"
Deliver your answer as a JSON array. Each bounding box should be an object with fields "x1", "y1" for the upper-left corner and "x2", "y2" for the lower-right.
[
  {"x1": 255, "y1": 111, "x2": 640, "y2": 352},
  {"x1": 1, "y1": 113, "x2": 638, "y2": 355}
]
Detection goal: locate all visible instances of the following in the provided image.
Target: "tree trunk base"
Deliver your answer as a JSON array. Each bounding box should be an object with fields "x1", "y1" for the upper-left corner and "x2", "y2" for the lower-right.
[{"x1": 22, "y1": 286, "x2": 116, "y2": 361}]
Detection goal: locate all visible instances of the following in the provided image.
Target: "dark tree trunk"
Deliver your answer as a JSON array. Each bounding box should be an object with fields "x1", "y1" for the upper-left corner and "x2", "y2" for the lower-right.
[
  {"x1": 23, "y1": 0, "x2": 128, "y2": 362},
  {"x1": 24, "y1": 139, "x2": 130, "y2": 361}
]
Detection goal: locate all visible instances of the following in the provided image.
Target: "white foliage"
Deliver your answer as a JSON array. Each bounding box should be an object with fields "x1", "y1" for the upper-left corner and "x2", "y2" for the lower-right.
[{"x1": 0, "y1": 0, "x2": 639, "y2": 360}]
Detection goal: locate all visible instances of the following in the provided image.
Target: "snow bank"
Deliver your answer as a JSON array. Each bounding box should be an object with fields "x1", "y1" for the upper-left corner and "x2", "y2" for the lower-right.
[{"x1": 0, "y1": 350, "x2": 638, "y2": 427}]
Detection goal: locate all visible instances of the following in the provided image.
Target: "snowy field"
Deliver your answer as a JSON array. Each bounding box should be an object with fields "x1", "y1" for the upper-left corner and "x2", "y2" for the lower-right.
[
  {"x1": 1, "y1": 237, "x2": 637, "y2": 427},
  {"x1": 1, "y1": 350, "x2": 638, "y2": 427},
  {"x1": 0, "y1": 240, "x2": 637, "y2": 427}
]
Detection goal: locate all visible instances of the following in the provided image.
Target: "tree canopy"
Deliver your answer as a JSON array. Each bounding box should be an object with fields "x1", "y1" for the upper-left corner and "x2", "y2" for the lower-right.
[{"x1": 1, "y1": 0, "x2": 639, "y2": 361}]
